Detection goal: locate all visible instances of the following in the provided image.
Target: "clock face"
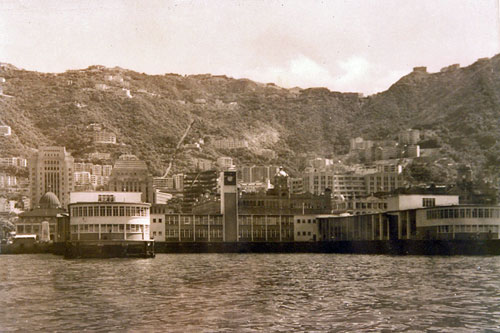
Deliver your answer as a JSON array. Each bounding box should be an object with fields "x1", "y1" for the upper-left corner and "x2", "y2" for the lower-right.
[{"x1": 224, "y1": 172, "x2": 237, "y2": 185}]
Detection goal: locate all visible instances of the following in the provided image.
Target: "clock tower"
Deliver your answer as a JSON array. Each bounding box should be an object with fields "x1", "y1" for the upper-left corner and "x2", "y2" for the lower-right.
[{"x1": 220, "y1": 170, "x2": 238, "y2": 242}]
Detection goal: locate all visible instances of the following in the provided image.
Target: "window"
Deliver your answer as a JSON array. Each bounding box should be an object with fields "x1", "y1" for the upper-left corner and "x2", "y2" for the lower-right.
[
  {"x1": 153, "y1": 219, "x2": 156, "y2": 223},
  {"x1": 422, "y1": 198, "x2": 435, "y2": 207}
]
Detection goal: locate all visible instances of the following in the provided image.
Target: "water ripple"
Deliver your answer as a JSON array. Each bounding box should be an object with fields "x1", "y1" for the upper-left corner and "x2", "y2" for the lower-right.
[{"x1": 1, "y1": 254, "x2": 500, "y2": 331}]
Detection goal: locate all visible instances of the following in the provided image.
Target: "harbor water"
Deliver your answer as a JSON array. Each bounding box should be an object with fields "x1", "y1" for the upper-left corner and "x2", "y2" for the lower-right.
[{"x1": 1, "y1": 253, "x2": 500, "y2": 332}]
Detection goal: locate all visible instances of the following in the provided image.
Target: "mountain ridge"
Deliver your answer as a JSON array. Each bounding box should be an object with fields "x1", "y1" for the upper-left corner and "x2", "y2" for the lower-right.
[{"x1": 1, "y1": 55, "x2": 499, "y2": 180}]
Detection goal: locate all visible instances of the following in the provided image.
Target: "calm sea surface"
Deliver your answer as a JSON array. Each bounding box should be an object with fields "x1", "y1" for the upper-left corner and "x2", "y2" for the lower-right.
[{"x1": 1, "y1": 254, "x2": 500, "y2": 332}]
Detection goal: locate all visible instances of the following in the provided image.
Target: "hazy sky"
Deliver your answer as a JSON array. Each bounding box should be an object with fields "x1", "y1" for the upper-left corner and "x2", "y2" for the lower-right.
[{"x1": 1, "y1": 0, "x2": 498, "y2": 94}]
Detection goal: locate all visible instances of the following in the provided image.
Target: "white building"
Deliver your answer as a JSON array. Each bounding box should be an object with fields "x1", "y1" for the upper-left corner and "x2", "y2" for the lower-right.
[
  {"x1": 217, "y1": 157, "x2": 234, "y2": 170},
  {"x1": 150, "y1": 214, "x2": 165, "y2": 241},
  {"x1": 0, "y1": 125, "x2": 11, "y2": 136},
  {"x1": 69, "y1": 192, "x2": 151, "y2": 242},
  {"x1": 0, "y1": 157, "x2": 27, "y2": 167},
  {"x1": 294, "y1": 215, "x2": 319, "y2": 241},
  {"x1": 93, "y1": 131, "x2": 116, "y2": 144},
  {"x1": 74, "y1": 171, "x2": 91, "y2": 185},
  {"x1": 102, "y1": 165, "x2": 113, "y2": 177}
]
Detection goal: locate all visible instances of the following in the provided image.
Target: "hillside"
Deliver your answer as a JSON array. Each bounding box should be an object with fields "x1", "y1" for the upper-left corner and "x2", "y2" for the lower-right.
[{"x1": 1, "y1": 55, "x2": 499, "y2": 179}]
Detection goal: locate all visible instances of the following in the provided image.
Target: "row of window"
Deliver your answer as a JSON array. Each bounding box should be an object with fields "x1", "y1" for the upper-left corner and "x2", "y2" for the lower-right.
[
  {"x1": 426, "y1": 208, "x2": 500, "y2": 220},
  {"x1": 437, "y1": 225, "x2": 500, "y2": 233},
  {"x1": 71, "y1": 205, "x2": 149, "y2": 217},
  {"x1": 296, "y1": 219, "x2": 316, "y2": 224},
  {"x1": 165, "y1": 216, "x2": 223, "y2": 225},
  {"x1": 17, "y1": 224, "x2": 55, "y2": 233},
  {"x1": 70, "y1": 223, "x2": 148, "y2": 233},
  {"x1": 238, "y1": 230, "x2": 289, "y2": 238},
  {"x1": 165, "y1": 229, "x2": 223, "y2": 238}
]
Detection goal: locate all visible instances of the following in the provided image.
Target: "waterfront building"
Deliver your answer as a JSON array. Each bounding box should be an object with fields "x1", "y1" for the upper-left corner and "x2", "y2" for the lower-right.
[
  {"x1": 16, "y1": 192, "x2": 66, "y2": 241},
  {"x1": 332, "y1": 194, "x2": 388, "y2": 215},
  {"x1": 164, "y1": 214, "x2": 224, "y2": 242},
  {"x1": 107, "y1": 154, "x2": 154, "y2": 203},
  {"x1": 150, "y1": 213, "x2": 165, "y2": 242},
  {"x1": 294, "y1": 215, "x2": 320, "y2": 241},
  {"x1": 315, "y1": 193, "x2": 500, "y2": 242},
  {"x1": 68, "y1": 192, "x2": 150, "y2": 241},
  {"x1": 161, "y1": 213, "x2": 295, "y2": 243},
  {"x1": 28, "y1": 146, "x2": 74, "y2": 209}
]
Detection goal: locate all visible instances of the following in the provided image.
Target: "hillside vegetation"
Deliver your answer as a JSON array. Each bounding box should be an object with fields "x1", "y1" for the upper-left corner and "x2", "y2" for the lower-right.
[{"x1": 1, "y1": 54, "x2": 499, "y2": 179}]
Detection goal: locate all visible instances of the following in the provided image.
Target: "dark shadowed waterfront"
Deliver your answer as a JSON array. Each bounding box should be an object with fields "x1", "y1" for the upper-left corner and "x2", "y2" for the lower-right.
[{"x1": 1, "y1": 254, "x2": 500, "y2": 332}]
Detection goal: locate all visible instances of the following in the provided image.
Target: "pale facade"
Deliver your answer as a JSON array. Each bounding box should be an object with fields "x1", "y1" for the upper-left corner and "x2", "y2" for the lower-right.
[
  {"x1": 69, "y1": 192, "x2": 150, "y2": 242},
  {"x1": 0, "y1": 125, "x2": 11, "y2": 136},
  {"x1": 294, "y1": 215, "x2": 319, "y2": 241},
  {"x1": 29, "y1": 146, "x2": 74, "y2": 208},
  {"x1": 150, "y1": 214, "x2": 165, "y2": 241},
  {"x1": 93, "y1": 131, "x2": 116, "y2": 144}
]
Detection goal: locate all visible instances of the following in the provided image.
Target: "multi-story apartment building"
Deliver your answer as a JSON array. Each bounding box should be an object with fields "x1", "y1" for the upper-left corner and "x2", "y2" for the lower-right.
[
  {"x1": 74, "y1": 162, "x2": 93, "y2": 173},
  {"x1": 364, "y1": 164, "x2": 405, "y2": 194},
  {"x1": 303, "y1": 171, "x2": 366, "y2": 200},
  {"x1": 91, "y1": 164, "x2": 102, "y2": 176},
  {"x1": 212, "y1": 138, "x2": 248, "y2": 149},
  {"x1": 102, "y1": 165, "x2": 113, "y2": 177},
  {"x1": 239, "y1": 165, "x2": 279, "y2": 183},
  {"x1": 398, "y1": 129, "x2": 420, "y2": 145},
  {"x1": 153, "y1": 177, "x2": 174, "y2": 189},
  {"x1": 93, "y1": 131, "x2": 116, "y2": 144},
  {"x1": 88, "y1": 152, "x2": 111, "y2": 160},
  {"x1": 217, "y1": 157, "x2": 234, "y2": 170},
  {"x1": 303, "y1": 162, "x2": 406, "y2": 200},
  {"x1": 74, "y1": 171, "x2": 91, "y2": 185},
  {"x1": 0, "y1": 157, "x2": 27, "y2": 168},
  {"x1": 0, "y1": 173, "x2": 17, "y2": 188},
  {"x1": 288, "y1": 177, "x2": 304, "y2": 194},
  {"x1": 28, "y1": 146, "x2": 74, "y2": 208}
]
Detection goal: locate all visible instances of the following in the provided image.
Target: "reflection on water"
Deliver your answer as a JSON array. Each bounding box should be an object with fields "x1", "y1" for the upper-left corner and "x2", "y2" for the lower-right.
[{"x1": 1, "y1": 254, "x2": 500, "y2": 331}]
